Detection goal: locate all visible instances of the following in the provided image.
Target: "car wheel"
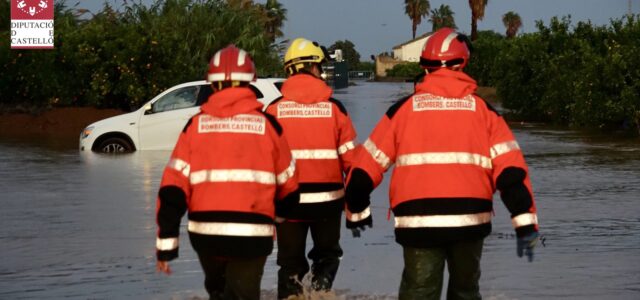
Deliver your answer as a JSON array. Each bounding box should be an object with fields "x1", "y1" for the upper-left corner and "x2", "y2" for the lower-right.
[{"x1": 96, "y1": 137, "x2": 134, "y2": 153}]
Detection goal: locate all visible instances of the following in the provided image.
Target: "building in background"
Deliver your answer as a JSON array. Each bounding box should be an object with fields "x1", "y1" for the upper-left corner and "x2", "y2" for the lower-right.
[
  {"x1": 375, "y1": 33, "x2": 430, "y2": 78},
  {"x1": 392, "y1": 32, "x2": 430, "y2": 62}
]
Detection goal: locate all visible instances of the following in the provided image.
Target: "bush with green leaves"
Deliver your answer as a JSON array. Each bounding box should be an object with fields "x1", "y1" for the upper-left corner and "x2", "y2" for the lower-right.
[
  {"x1": 385, "y1": 62, "x2": 422, "y2": 78},
  {"x1": 470, "y1": 15, "x2": 640, "y2": 132},
  {"x1": 4, "y1": 4, "x2": 84, "y2": 110},
  {"x1": 1, "y1": 0, "x2": 284, "y2": 111},
  {"x1": 465, "y1": 30, "x2": 505, "y2": 87}
]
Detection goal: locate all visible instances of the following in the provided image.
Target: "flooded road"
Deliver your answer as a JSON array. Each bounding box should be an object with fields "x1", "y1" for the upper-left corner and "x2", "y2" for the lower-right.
[{"x1": 1, "y1": 82, "x2": 639, "y2": 299}]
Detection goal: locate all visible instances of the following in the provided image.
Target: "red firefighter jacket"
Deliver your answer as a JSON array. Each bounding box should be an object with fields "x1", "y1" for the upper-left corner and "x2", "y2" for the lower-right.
[
  {"x1": 346, "y1": 68, "x2": 538, "y2": 247},
  {"x1": 156, "y1": 87, "x2": 299, "y2": 261},
  {"x1": 265, "y1": 74, "x2": 358, "y2": 220}
]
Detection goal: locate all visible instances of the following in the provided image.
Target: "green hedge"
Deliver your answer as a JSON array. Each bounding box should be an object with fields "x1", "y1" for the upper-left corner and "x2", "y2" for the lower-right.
[
  {"x1": 467, "y1": 16, "x2": 640, "y2": 131},
  {"x1": 385, "y1": 62, "x2": 422, "y2": 78},
  {"x1": 1, "y1": 0, "x2": 282, "y2": 111},
  {"x1": 3, "y1": 2, "x2": 639, "y2": 132}
]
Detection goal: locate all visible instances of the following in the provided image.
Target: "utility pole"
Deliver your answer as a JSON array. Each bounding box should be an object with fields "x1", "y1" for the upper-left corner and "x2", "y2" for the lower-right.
[{"x1": 630, "y1": 0, "x2": 633, "y2": 17}]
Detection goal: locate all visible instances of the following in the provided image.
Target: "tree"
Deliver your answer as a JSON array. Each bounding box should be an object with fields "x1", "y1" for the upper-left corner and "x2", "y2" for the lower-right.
[
  {"x1": 385, "y1": 62, "x2": 422, "y2": 78},
  {"x1": 430, "y1": 4, "x2": 456, "y2": 32},
  {"x1": 1, "y1": 0, "x2": 283, "y2": 110},
  {"x1": 261, "y1": 0, "x2": 287, "y2": 43},
  {"x1": 328, "y1": 40, "x2": 360, "y2": 71},
  {"x1": 227, "y1": 0, "x2": 254, "y2": 10},
  {"x1": 468, "y1": 0, "x2": 489, "y2": 41},
  {"x1": 404, "y1": 0, "x2": 430, "y2": 39},
  {"x1": 502, "y1": 11, "x2": 522, "y2": 38}
]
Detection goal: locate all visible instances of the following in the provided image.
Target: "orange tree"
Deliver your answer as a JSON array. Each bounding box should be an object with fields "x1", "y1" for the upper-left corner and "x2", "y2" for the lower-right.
[
  {"x1": 1, "y1": 0, "x2": 284, "y2": 111},
  {"x1": 492, "y1": 16, "x2": 640, "y2": 131}
]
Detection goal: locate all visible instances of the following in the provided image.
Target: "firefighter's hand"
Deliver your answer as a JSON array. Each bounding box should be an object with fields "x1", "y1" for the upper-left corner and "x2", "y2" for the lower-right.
[
  {"x1": 156, "y1": 260, "x2": 172, "y2": 275},
  {"x1": 517, "y1": 232, "x2": 539, "y2": 262},
  {"x1": 347, "y1": 215, "x2": 372, "y2": 238},
  {"x1": 350, "y1": 226, "x2": 367, "y2": 238}
]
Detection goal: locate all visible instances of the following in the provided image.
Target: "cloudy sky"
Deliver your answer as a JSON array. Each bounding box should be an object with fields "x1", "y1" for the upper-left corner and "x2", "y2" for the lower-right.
[{"x1": 79, "y1": 0, "x2": 634, "y2": 59}]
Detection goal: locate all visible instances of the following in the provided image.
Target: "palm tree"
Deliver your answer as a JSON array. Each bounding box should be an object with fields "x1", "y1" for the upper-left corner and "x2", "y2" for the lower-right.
[
  {"x1": 263, "y1": 0, "x2": 287, "y2": 42},
  {"x1": 430, "y1": 4, "x2": 456, "y2": 32},
  {"x1": 502, "y1": 11, "x2": 522, "y2": 38},
  {"x1": 468, "y1": 0, "x2": 489, "y2": 41},
  {"x1": 404, "y1": 0, "x2": 430, "y2": 39}
]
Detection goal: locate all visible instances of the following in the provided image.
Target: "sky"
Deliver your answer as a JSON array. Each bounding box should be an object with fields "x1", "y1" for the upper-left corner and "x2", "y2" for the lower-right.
[{"x1": 79, "y1": 0, "x2": 634, "y2": 59}]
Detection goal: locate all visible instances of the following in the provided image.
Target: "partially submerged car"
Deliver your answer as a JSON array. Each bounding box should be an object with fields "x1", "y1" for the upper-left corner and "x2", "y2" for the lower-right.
[{"x1": 79, "y1": 78, "x2": 283, "y2": 153}]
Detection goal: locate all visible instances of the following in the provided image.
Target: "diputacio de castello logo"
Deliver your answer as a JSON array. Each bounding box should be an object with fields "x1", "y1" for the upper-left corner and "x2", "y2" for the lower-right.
[{"x1": 11, "y1": 0, "x2": 54, "y2": 49}]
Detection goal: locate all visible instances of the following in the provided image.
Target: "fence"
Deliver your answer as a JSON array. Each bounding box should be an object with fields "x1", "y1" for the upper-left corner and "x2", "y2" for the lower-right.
[{"x1": 348, "y1": 70, "x2": 374, "y2": 80}]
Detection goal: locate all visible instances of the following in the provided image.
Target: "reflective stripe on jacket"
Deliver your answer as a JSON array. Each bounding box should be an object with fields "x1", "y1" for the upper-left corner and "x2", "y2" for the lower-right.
[
  {"x1": 265, "y1": 74, "x2": 358, "y2": 220},
  {"x1": 156, "y1": 87, "x2": 299, "y2": 260},
  {"x1": 349, "y1": 68, "x2": 538, "y2": 247}
]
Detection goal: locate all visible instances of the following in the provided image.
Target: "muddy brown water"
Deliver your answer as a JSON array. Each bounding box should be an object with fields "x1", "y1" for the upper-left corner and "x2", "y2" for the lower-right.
[{"x1": 1, "y1": 82, "x2": 639, "y2": 299}]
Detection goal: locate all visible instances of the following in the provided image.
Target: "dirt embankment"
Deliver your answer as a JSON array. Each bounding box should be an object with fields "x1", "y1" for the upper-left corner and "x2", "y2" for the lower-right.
[{"x1": 0, "y1": 107, "x2": 124, "y2": 141}]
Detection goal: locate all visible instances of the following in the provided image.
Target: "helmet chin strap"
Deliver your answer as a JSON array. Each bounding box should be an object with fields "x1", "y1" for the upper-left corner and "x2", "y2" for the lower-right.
[
  {"x1": 212, "y1": 81, "x2": 244, "y2": 91},
  {"x1": 314, "y1": 64, "x2": 325, "y2": 80},
  {"x1": 289, "y1": 63, "x2": 324, "y2": 80},
  {"x1": 424, "y1": 65, "x2": 463, "y2": 74}
]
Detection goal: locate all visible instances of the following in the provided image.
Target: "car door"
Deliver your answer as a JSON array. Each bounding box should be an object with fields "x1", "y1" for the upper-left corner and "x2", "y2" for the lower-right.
[{"x1": 138, "y1": 85, "x2": 201, "y2": 150}]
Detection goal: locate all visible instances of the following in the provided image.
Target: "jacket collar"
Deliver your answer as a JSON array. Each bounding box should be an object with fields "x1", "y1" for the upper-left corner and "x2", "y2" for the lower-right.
[
  {"x1": 281, "y1": 74, "x2": 333, "y2": 104},
  {"x1": 415, "y1": 68, "x2": 478, "y2": 98},
  {"x1": 200, "y1": 87, "x2": 262, "y2": 117}
]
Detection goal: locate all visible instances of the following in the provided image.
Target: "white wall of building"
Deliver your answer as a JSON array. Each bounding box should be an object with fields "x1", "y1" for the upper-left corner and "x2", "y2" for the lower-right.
[{"x1": 392, "y1": 35, "x2": 429, "y2": 62}]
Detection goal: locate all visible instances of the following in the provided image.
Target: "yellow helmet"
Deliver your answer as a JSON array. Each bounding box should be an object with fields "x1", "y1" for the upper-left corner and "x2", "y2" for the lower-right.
[{"x1": 284, "y1": 38, "x2": 326, "y2": 75}]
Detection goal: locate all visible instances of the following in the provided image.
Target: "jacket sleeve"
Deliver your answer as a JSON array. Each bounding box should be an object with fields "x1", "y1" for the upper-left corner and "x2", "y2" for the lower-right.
[
  {"x1": 272, "y1": 124, "x2": 300, "y2": 219},
  {"x1": 484, "y1": 100, "x2": 539, "y2": 237},
  {"x1": 344, "y1": 114, "x2": 397, "y2": 226},
  {"x1": 335, "y1": 106, "x2": 358, "y2": 174},
  {"x1": 155, "y1": 121, "x2": 192, "y2": 261}
]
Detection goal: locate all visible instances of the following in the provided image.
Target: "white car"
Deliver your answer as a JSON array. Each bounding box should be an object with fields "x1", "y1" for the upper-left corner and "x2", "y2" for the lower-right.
[{"x1": 80, "y1": 78, "x2": 283, "y2": 153}]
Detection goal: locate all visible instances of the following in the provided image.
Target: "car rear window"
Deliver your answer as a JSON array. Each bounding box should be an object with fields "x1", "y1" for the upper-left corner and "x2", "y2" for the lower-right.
[
  {"x1": 274, "y1": 81, "x2": 284, "y2": 91},
  {"x1": 197, "y1": 83, "x2": 265, "y2": 105},
  {"x1": 197, "y1": 85, "x2": 213, "y2": 105}
]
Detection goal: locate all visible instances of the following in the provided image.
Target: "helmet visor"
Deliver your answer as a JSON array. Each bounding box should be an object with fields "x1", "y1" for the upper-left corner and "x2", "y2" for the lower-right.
[{"x1": 420, "y1": 57, "x2": 465, "y2": 68}]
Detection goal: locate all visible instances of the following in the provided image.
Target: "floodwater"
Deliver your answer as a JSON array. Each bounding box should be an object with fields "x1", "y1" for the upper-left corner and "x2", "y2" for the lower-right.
[{"x1": 1, "y1": 81, "x2": 639, "y2": 299}]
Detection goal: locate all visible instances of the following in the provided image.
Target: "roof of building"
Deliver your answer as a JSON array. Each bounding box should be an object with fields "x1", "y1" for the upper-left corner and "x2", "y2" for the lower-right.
[{"x1": 392, "y1": 32, "x2": 431, "y2": 49}]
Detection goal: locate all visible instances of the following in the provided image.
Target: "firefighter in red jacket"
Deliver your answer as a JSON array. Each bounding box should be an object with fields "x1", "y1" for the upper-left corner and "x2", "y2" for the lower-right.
[
  {"x1": 264, "y1": 38, "x2": 362, "y2": 299},
  {"x1": 345, "y1": 28, "x2": 540, "y2": 299},
  {"x1": 155, "y1": 45, "x2": 299, "y2": 300}
]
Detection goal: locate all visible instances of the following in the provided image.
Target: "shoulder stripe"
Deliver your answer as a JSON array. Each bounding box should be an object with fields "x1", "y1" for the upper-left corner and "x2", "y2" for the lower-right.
[
  {"x1": 475, "y1": 94, "x2": 500, "y2": 116},
  {"x1": 261, "y1": 112, "x2": 283, "y2": 135},
  {"x1": 182, "y1": 118, "x2": 194, "y2": 133},
  {"x1": 386, "y1": 94, "x2": 412, "y2": 118},
  {"x1": 328, "y1": 98, "x2": 348, "y2": 115}
]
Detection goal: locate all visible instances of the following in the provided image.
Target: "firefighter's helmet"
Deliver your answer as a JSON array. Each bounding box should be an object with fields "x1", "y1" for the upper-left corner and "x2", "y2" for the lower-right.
[
  {"x1": 420, "y1": 27, "x2": 471, "y2": 71},
  {"x1": 207, "y1": 45, "x2": 256, "y2": 84},
  {"x1": 284, "y1": 38, "x2": 327, "y2": 75}
]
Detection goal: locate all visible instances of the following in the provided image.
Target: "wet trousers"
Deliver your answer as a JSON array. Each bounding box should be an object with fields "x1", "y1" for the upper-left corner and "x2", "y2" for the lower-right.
[
  {"x1": 276, "y1": 216, "x2": 343, "y2": 299},
  {"x1": 399, "y1": 239, "x2": 484, "y2": 300},
  {"x1": 196, "y1": 253, "x2": 267, "y2": 300}
]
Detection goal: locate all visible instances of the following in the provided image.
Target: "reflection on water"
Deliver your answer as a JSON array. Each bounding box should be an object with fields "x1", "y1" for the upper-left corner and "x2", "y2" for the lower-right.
[{"x1": 1, "y1": 82, "x2": 639, "y2": 299}]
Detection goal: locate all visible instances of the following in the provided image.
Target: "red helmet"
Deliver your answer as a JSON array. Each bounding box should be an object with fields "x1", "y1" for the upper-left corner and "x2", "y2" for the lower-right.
[
  {"x1": 207, "y1": 45, "x2": 256, "y2": 83},
  {"x1": 420, "y1": 27, "x2": 471, "y2": 70}
]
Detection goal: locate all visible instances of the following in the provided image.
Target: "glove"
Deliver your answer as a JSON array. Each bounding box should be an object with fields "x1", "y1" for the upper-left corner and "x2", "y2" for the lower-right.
[
  {"x1": 350, "y1": 226, "x2": 367, "y2": 238},
  {"x1": 517, "y1": 231, "x2": 539, "y2": 262},
  {"x1": 347, "y1": 215, "x2": 372, "y2": 238}
]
